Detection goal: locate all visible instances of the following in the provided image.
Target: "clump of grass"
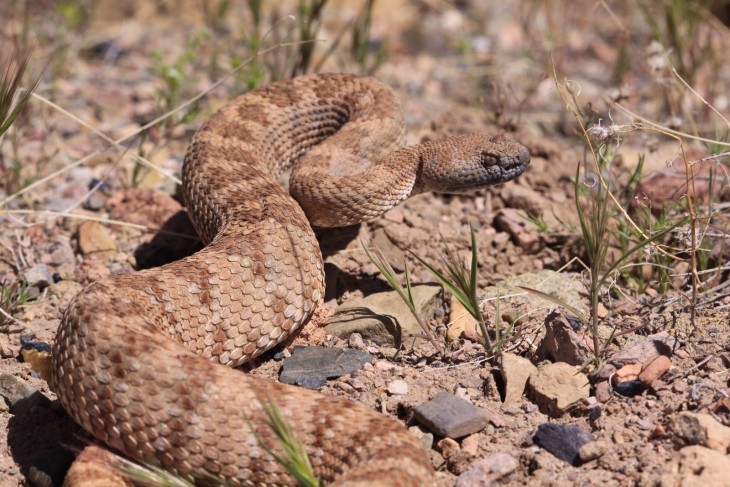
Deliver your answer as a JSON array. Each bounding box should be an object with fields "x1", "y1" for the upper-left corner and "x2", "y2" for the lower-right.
[
  {"x1": 411, "y1": 228, "x2": 514, "y2": 358},
  {"x1": 0, "y1": 47, "x2": 45, "y2": 195},
  {"x1": 365, "y1": 228, "x2": 516, "y2": 359},
  {"x1": 363, "y1": 243, "x2": 443, "y2": 353},
  {"x1": 0, "y1": 279, "x2": 31, "y2": 330},
  {"x1": 0, "y1": 47, "x2": 43, "y2": 140}
]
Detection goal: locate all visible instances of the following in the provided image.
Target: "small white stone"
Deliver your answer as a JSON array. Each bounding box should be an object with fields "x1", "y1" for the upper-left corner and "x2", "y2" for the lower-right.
[{"x1": 387, "y1": 379, "x2": 409, "y2": 395}]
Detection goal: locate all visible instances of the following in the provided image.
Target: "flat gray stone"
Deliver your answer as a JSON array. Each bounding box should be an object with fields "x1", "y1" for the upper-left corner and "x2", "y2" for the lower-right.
[
  {"x1": 324, "y1": 284, "x2": 442, "y2": 346},
  {"x1": 279, "y1": 346, "x2": 372, "y2": 390},
  {"x1": 414, "y1": 392, "x2": 488, "y2": 439}
]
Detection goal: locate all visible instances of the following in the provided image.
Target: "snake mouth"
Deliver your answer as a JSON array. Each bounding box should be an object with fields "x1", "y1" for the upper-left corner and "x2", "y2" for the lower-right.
[{"x1": 480, "y1": 142, "x2": 531, "y2": 183}]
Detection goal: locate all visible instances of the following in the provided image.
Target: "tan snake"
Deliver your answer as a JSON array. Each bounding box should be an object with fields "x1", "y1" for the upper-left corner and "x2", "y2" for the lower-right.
[{"x1": 51, "y1": 73, "x2": 530, "y2": 486}]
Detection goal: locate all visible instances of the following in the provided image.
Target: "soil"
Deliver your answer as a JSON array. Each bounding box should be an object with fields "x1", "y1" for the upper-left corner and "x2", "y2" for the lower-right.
[{"x1": 1, "y1": 1, "x2": 729, "y2": 486}]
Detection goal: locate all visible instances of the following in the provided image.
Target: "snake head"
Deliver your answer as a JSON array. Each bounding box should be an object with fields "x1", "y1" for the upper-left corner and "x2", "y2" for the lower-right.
[{"x1": 417, "y1": 132, "x2": 530, "y2": 194}]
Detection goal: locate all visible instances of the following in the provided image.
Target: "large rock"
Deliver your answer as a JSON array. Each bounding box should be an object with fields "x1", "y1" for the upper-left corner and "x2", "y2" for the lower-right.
[
  {"x1": 669, "y1": 412, "x2": 730, "y2": 453},
  {"x1": 480, "y1": 271, "x2": 587, "y2": 330},
  {"x1": 324, "y1": 284, "x2": 442, "y2": 346}
]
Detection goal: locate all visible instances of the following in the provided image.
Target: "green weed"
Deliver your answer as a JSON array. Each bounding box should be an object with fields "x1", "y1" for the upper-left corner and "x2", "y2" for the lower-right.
[
  {"x1": 0, "y1": 279, "x2": 31, "y2": 330},
  {"x1": 0, "y1": 47, "x2": 45, "y2": 195},
  {"x1": 365, "y1": 227, "x2": 516, "y2": 359}
]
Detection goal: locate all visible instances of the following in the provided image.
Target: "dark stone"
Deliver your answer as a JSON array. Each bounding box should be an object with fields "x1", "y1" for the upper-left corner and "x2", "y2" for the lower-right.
[
  {"x1": 279, "y1": 346, "x2": 372, "y2": 390},
  {"x1": 613, "y1": 380, "x2": 647, "y2": 397},
  {"x1": 414, "y1": 392, "x2": 488, "y2": 439},
  {"x1": 82, "y1": 195, "x2": 105, "y2": 211},
  {"x1": 588, "y1": 406, "x2": 602, "y2": 421},
  {"x1": 533, "y1": 423, "x2": 595, "y2": 466},
  {"x1": 0, "y1": 373, "x2": 52, "y2": 415}
]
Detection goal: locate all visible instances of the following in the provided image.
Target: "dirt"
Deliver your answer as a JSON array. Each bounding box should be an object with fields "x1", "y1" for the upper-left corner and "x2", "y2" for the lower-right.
[{"x1": 1, "y1": 1, "x2": 729, "y2": 486}]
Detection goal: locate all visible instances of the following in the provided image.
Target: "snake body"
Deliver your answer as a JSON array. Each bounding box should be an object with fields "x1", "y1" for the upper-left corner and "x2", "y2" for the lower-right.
[{"x1": 51, "y1": 74, "x2": 530, "y2": 485}]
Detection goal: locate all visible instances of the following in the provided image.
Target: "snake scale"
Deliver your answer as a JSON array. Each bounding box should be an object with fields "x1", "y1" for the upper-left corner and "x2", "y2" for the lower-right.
[{"x1": 51, "y1": 73, "x2": 530, "y2": 486}]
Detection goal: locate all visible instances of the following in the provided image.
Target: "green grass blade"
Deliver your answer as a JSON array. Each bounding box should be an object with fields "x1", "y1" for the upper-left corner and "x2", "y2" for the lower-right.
[
  {"x1": 468, "y1": 227, "x2": 479, "y2": 303},
  {"x1": 411, "y1": 251, "x2": 477, "y2": 318},
  {"x1": 362, "y1": 243, "x2": 410, "y2": 306}
]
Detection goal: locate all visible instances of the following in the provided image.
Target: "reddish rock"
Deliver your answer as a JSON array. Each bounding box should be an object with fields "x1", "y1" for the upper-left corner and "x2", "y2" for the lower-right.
[
  {"x1": 639, "y1": 355, "x2": 671, "y2": 385},
  {"x1": 614, "y1": 363, "x2": 642, "y2": 383}
]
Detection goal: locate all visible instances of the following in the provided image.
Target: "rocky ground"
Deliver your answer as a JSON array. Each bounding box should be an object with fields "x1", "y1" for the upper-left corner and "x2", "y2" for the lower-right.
[{"x1": 1, "y1": 1, "x2": 730, "y2": 486}]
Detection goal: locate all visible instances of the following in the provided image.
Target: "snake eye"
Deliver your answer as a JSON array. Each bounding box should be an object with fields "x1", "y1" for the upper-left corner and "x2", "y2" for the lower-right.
[{"x1": 480, "y1": 150, "x2": 499, "y2": 167}]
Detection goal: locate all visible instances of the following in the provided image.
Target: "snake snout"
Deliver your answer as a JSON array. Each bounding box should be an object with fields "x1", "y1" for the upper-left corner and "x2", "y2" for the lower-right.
[{"x1": 479, "y1": 138, "x2": 530, "y2": 182}]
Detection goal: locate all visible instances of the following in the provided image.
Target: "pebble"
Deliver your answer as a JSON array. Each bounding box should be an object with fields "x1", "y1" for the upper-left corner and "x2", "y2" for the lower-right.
[
  {"x1": 613, "y1": 380, "x2": 646, "y2": 397},
  {"x1": 81, "y1": 195, "x2": 105, "y2": 211},
  {"x1": 638, "y1": 355, "x2": 671, "y2": 385},
  {"x1": 447, "y1": 295, "x2": 480, "y2": 341},
  {"x1": 614, "y1": 363, "x2": 642, "y2": 383},
  {"x1": 387, "y1": 379, "x2": 409, "y2": 395},
  {"x1": 408, "y1": 426, "x2": 434, "y2": 451},
  {"x1": 414, "y1": 392, "x2": 489, "y2": 439},
  {"x1": 461, "y1": 434, "x2": 480, "y2": 455},
  {"x1": 455, "y1": 453, "x2": 517, "y2": 486},
  {"x1": 374, "y1": 360, "x2": 400, "y2": 372},
  {"x1": 533, "y1": 422, "x2": 595, "y2": 466},
  {"x1": 77, "y1": 221, "x2": 117, "y2": 254},
  {"x1": 347, "y1": 332, "x2": 366, "y2": 351},
  {"x1": 612, "y1": 430, "x2": 625, "y2": 444},
  {"x1": 22, "y1": 264, "x2": 54, "y2": 289},
  {"x1": 579, "y1": 440, "x2": 608, "y2": 462},
  {"x1": 0, "y1": 373, "x2": 51, "y2": 415},
  {"x1": 595, "y1": 381, "x2": 612, "y2": 402},
  {"x1": 594, "y1": 363, "x2": 617, "y2": 381},
  {"x1": 279, "y1": 346, "x2": 372, "y2": 390},
  {"x1": 437, "y1": 437, "x2": 460, "y2": 458}
]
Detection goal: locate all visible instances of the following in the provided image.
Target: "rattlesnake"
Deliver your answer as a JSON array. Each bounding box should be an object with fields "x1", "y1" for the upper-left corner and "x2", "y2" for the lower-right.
[{"x1": 51, "y1": 73, "x2": 530, "y2": 486}]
